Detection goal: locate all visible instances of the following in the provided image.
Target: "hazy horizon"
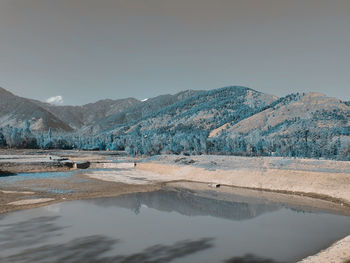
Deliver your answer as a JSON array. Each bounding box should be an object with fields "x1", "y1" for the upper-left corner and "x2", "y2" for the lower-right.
[{"x1": 1, "y1": 0, "x2": 349, "y2": 105}]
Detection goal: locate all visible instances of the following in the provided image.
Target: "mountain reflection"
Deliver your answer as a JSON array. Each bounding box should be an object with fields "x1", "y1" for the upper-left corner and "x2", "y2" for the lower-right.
[{"x1": 90, "y1": 190, "x2": 281, "y2": 221}]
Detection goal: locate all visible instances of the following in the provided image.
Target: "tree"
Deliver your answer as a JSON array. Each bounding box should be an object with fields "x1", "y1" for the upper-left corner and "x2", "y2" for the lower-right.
[{"x1": 0, "y1": 128, "x2": 6, "y2": 147}]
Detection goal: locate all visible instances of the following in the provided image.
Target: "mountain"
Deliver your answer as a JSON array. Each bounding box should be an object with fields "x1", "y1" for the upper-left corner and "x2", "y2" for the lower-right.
[
  {"x1": 206, "y1": 92, "x2": 349, "y2": 159},
  {"x1": 0, "y1": 87, "x2": 203, "y2": 133},
  {"x1": 209, "y1": 92, "x2": 350, "y2": 138},
  {"x1": 0, "y1": 87, "x2": 73, "y2": 132},
  {"x1": 94, "y1": 89, "x2": 203, "y2": 133},
  {"x1": 0, "y1": 86, "x2": 348, "y2": 160},
  {"x1": 32, "y1": 97, "x2": 140, "y2": 131},
  {"x1": 110, "y1": 86, "x2": 277, "y2": 136}
]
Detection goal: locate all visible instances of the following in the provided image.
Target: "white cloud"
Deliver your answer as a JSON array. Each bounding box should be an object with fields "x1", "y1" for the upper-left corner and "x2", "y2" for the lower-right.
[
  {"x1": 46, "y1": 95, "x2": 63, "y2": 105},
  {"x1": 141, "y1": 98, "x2": 148, "y2": 102}
]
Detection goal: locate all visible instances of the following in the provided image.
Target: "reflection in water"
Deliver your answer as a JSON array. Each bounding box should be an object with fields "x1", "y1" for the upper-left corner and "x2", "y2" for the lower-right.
[
  {"x1": 90, "y1": 190, "x2": 280, "y2": 221},
  {"x1": 225, "y1": 254, "x2": 284, "y2": 263},
  {"x1": 1, "y1": 189, "x2": 350, "y2": 263},
  {"x1": 0, "y1": 235, "x2": 213, "y2": 263},
  {"x1": 0, "y1": 216, "x2": 64, "y2": 249}
]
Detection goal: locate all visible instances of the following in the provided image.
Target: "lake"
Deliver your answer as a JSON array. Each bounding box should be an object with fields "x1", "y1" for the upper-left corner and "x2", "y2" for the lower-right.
[{"x1": 1, "y1": 188, "x2": 350, "y2": 263}]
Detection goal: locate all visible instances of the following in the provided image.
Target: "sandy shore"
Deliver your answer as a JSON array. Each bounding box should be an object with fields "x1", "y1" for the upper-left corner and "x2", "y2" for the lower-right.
[
  {"x1": 0, "y1": 150, "x2": 350, "y2": 262},
  {"x1": 299, "y1": 235, "x2": 350, "y2": 263},
  {"x1": 137, "y1": 155, "x2": 350, "y2": 205}
]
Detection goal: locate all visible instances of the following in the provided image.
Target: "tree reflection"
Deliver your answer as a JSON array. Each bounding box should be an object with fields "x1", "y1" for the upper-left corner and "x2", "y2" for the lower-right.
[
  {"x1": 0, "y1": 170, "x2": 17, "y2": 177},
  {"x1": 0, "y1": 235, "x2": 214, "y2": 263},
  {"x1": 0, "y1": 216, "x2": 65, "y2": 249},
  {"x1": 225, "y1": 254, "x2": 285, "y2": 263}
]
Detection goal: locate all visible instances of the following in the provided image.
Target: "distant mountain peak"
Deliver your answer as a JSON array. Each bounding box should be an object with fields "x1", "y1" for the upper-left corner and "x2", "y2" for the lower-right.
[{"x1": 0, "y1": 87, "x2": 73, "y2": 132}]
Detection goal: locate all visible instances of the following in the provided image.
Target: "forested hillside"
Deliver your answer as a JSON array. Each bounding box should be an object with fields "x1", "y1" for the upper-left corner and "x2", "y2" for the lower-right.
[{"x1": 0, "y1": 86, "x2": 349, "y2": 160}]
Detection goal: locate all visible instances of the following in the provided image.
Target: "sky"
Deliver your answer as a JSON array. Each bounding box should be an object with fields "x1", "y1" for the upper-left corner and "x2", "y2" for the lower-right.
[{"x1": 0, "y1": 0, "x2": 349, "y2": 105}]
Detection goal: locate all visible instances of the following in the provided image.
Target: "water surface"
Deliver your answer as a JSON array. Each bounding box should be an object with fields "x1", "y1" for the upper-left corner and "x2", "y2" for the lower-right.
[{"x1": 1, "y1": 189, "x2": 350, "y2": 263}]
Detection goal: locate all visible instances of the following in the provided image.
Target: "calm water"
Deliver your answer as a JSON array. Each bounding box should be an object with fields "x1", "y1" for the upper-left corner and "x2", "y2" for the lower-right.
[{"x1": 1, "y1": 189, "x2": 350, "y2": 263}]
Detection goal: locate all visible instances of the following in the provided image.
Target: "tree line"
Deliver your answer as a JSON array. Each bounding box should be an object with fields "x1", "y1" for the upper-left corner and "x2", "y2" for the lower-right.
[{"x1": 0, "y1": 120, "x2": 349, "y2": 161}]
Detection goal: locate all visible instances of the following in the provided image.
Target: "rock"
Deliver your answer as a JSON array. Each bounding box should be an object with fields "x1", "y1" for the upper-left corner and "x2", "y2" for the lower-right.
[
  {"x1": 74, "y1": 161, "x2": 90, "y2": 169},
  {"x1": 185, "y1": 159, "x2": 196, "y2": 165},
  {"x1": 175, "y1": 157, "x2": 187, "y2": 163},
  {"x1": 48, "y1": 155, "x2": 68, "y2": 162},
  {"x1": 174, "y1": 157, "x2": 196, "y2": 165},
  {"x1": 61, "y1": 160, "x2": 74, "y2": 168}
]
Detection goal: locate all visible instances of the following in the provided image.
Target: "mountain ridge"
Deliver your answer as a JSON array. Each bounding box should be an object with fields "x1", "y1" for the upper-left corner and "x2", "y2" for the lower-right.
[
  {"x1": 0, "y1": 86, "x2": 348, "y2": 160},
  {"x1": 0, "y1": 87, "x2": 73, "y2": 132},
  {"x1": 31, "y1": 97, "x2": 140, "y2": 130}
]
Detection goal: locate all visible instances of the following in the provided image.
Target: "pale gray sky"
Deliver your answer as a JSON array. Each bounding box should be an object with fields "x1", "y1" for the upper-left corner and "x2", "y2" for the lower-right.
[{"x1": 0, "y1": 0, "x2": 349, "y2": 105}]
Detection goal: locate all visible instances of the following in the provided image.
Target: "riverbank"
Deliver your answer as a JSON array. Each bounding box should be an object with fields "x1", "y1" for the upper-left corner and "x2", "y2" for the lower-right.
[
  {"x1": 83, "y1": 154, "x2": 350, "y2": 263},
  {"x1": 138, "y1": 155, "x2": 350, "y2": 206},
  {"x1": 0, "y1": 150, "x2": 350, "y2": 262},
  {"x1": 0, "y1": 150, "x2": 159, "y2": 214}
]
